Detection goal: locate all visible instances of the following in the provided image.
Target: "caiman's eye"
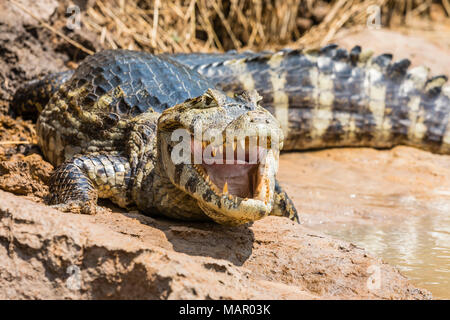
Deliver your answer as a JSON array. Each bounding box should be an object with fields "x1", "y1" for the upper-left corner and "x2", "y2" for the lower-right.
[{"x1": 158, "y1": 121, "x2": 183, "y2": 131}]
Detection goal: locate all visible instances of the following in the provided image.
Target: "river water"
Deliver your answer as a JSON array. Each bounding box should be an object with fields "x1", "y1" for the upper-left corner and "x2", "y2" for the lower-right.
[
  {"x1": 278, "y1": 147, "x2": 450, "y2": 299},
  {"x1": 311, "y1": 200, "x2": 450, "y2": 299}
]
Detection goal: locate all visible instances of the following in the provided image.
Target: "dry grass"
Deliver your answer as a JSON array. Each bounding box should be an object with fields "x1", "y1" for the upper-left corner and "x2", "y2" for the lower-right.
[{"x1": 80, "y1": 0, "x2": 450, "y2": 54}]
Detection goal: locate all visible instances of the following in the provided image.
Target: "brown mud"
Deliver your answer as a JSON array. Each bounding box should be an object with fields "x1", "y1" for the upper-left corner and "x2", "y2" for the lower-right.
[{"x1": 0, "y1": 0, "x2": 101, "y2": 201}]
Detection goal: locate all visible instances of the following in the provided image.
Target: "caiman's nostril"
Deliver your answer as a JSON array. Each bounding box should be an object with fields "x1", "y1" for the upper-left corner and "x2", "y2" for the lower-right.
[{"x1": 248, "y1": 112, "x2": 271, "y2": 125}]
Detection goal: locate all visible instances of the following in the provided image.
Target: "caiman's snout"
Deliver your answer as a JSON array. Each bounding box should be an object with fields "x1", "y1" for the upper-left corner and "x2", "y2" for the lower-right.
[
  {"x1": 158, "y1": 88, "x2": 284, "y2": 225},
  {"x1": 225, "y1": 110, "x2": 284, "y2": 151},
  {"x1": 227, "y1": 109, "x2": 280, "y2": 129},
  {"x1": 186, "y1": 108, "x2": 284, "y2": 225}
]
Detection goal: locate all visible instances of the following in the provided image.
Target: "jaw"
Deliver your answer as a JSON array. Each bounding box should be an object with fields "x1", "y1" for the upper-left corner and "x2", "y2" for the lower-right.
[
  {"x1": 157, "y1": 93, "x2": 283, "y2": 224},
  {"x1": 188, "y1": 146, "x2": 278, "y2": 226},
  {"x1": 160, "y1": 138, "x2": 278, "y2": 225},
  {"x1": 196, "y1": 197, "x2": 274, "y2": 226}
]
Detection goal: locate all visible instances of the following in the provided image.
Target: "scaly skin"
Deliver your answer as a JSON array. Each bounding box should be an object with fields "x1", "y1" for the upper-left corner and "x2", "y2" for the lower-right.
[
  {"x1": 172, "y1": 44, "x2": 450, "y2": 153},
  {"x1": 12, "y1": 45, "x2": 450, "y2": 225},
  {"x1": 27, "y1": 50, "x2": 293, "y2": 226},
  {"x1": 12, "y1": 70, "x2": 74, "y2": 121}
]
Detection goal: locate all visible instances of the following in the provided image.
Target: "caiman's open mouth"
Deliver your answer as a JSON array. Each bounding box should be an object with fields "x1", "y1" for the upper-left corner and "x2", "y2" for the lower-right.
[
  {"x1": 157, "y1": 88, "x2": 283, "y2": 225},
  {"x1": 190, "y1": 137, "x2": 272, "y2": 204}
]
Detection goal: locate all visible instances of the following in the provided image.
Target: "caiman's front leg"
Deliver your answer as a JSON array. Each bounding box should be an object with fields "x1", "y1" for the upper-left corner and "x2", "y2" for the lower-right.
[
  {"x1": 270, "y1": 180, "x2": 300, "y2": 223},
  {"x1": 48, "y1": 153, "x2": 133, "y2": 214}
]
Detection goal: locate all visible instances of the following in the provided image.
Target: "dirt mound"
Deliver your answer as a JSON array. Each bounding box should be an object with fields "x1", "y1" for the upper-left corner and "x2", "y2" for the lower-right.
[
  {"x1": 0, "y1": 190, "x2": 431, "y2": 299},
  {"x1": 0, "y1": 115, "x2": 51, "y2": 200},
  {"x1": 0, "y1": 153, "x2": 52, "y2": 199}
]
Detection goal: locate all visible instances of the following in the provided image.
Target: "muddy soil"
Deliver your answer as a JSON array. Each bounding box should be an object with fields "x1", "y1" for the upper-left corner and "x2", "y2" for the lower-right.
[
  {"x1": 0, "y1": 0, "x2": 98, "y2": 115},
  {"x1": 0, "y1": 115, "x2": 51, "y2": 200},
  {"x1": 0, "y1": 0, "x2": 101, "y2": 200}
]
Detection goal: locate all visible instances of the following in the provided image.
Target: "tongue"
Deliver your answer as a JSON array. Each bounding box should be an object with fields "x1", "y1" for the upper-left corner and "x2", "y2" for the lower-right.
[{"x1": 202, "y1": 163, "x2": 256, "y2": 198}]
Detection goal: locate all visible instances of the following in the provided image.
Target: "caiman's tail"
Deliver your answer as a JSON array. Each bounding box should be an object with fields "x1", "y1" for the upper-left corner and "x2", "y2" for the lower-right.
[
  {"x1": 11, "y1": 70, "x2": 74, "y2": 121},
  {"x1": 172, "y1": 45, "x2": 450, "y2": 154}
]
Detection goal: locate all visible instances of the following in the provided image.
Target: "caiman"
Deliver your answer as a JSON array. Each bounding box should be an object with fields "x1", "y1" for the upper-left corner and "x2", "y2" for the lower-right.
[{"x1": 12, "y1": 45, "x2": 450, "y2": 226}]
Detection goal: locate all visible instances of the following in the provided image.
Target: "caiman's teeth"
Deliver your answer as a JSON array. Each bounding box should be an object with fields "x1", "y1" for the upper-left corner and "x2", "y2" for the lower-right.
[
  {"x1": 264, "y1": 178, "x2": 270, "y2": 204},
  {"x1": 223, "y1": 181, "x2": 228, "y2": 194},
  {"x1": 255, "y1": 180, "x2": 262, "y2": 196},
  {"x1": 238, "y1": 139, "x2": 245, "y2": 151}
]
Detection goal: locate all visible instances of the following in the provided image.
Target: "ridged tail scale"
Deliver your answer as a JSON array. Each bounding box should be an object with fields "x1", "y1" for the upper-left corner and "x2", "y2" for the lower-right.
[{"x1": 173, "y1": 45, "x2": 450, "y2": 154}]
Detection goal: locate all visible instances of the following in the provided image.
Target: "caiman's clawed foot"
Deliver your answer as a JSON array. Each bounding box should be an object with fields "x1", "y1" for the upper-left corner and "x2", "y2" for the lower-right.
[
  {"x1": 271, "y1": 181, "x2": 300, "y2": 223},
  {"x1": 50, "y1": 201, "x2": 99, "y2": 215},
  {"x1": 47, "y1": 153, "x2": 132, "y2": 215}
]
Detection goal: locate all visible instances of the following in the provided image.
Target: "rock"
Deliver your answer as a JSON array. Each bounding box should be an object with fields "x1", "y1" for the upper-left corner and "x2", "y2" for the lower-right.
[{"x1": 0, "y1": 190, "x2": 431, "y2": 299}]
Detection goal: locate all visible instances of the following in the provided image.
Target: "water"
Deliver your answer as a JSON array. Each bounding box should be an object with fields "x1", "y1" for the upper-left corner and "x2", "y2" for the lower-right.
[
  {"x1": 313, "y1": 211, "x2": 450, "y2": 299},
  {"x1": 278, "y1": 147, "x2": 450, "y2": 299}
]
